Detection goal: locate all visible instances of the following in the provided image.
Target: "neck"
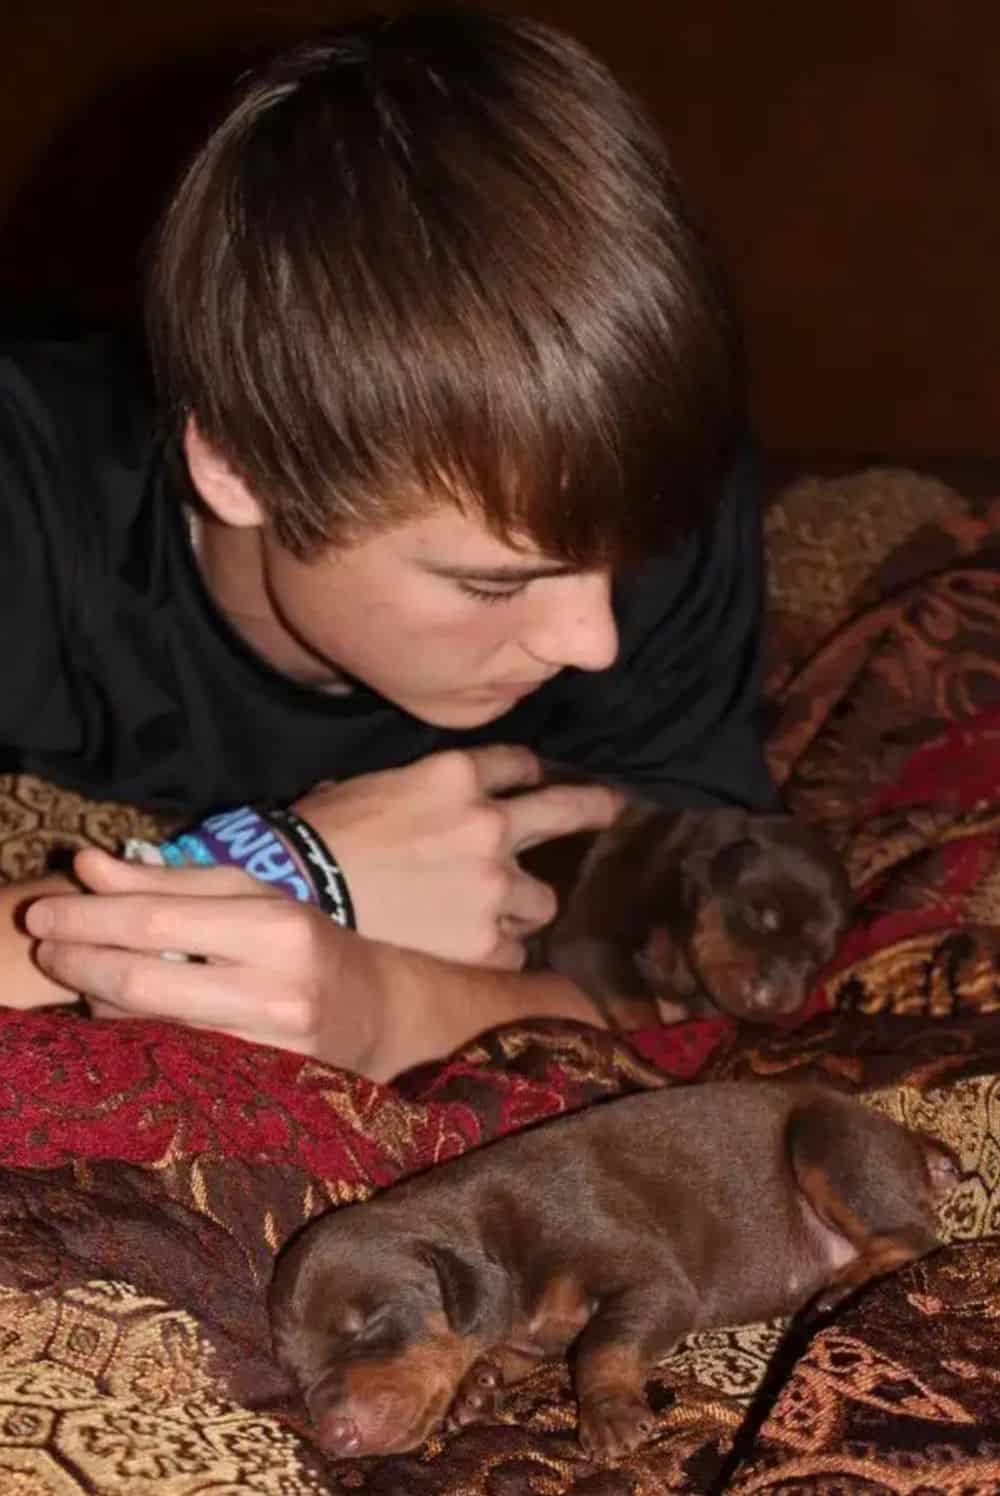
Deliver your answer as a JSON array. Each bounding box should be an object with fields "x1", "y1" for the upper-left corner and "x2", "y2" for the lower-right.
[{"x1": 189, "y1": 508, "x2": 350, "y2": 691}]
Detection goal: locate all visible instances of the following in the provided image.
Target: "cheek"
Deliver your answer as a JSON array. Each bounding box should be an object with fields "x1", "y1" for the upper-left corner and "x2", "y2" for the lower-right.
[{"x1": 372, "y1": 591, "x2": 526, "y2": 659}]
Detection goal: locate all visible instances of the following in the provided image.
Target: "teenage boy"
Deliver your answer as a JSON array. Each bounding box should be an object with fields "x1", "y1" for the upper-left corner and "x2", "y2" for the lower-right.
[{"x1": 3, "y1": 10, "x2": 774, "y2": 1078}]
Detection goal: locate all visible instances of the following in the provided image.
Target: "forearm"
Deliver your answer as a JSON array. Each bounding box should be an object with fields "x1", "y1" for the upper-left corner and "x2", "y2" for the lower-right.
[
  {"x1": 0, "y1": 873, "x2": 81, "y2": 1008},
  {"x1": 24, "y1": 855, "x2": 609, "y2": 1083}
]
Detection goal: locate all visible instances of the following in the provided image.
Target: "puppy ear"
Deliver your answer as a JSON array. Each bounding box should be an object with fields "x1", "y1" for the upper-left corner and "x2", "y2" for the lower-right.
[
  {"x1": 421, "y1": 1244, "x2": 487, "y2": 1335},
  {"x1": 708, "y1": 837, "x2": 760, "y2": 888}
]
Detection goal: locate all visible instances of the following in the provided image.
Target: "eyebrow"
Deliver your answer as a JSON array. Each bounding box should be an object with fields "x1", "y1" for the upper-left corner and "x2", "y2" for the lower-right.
[{"x1": 423, "y1": 561, "x2": 578, "y2": 583}]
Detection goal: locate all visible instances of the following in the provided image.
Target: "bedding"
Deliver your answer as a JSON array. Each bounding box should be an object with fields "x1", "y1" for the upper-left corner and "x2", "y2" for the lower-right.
[{"x1": 1, "y1": 463, "x2": 999, "y2": 1493}]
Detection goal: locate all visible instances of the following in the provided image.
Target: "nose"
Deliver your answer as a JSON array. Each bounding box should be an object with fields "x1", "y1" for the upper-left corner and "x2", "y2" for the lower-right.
[
  {"x1": 522, "y1": 571, "x2": 618, "y2": 673},
  {"x1": 318, "y1": 1412, "x2": 362, "y2": 1456},
  {"x1": 740, "y1": 973, "x2": 803, "y2": 1016}
]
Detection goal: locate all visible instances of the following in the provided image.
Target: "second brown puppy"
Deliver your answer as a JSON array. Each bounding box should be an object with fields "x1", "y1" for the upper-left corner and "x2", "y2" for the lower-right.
[{"x1": 523, "y1": 799, "x2": 853, "y2": 1029}]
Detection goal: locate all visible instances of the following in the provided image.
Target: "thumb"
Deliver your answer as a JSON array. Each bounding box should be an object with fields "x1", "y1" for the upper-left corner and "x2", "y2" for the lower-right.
[
  {"x1": 73, "y1": 847, "x2": 138, "y2": 892},
  {"x1": 72, "y1": 846, "x2": 266, "y2": 899}
]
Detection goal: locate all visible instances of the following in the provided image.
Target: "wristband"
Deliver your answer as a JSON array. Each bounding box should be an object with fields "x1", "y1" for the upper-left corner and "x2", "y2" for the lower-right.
[
  {"x1": 260, "y1": 806, "x2": 357, "y2": 929},
  {"x1": 126, "y1": 807, "x2": 315, "y2": 904}
]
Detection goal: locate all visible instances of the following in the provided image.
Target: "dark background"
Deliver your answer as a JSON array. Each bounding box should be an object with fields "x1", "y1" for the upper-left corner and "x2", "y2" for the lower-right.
[{"x1": 2, "y1": 0, "x2": 997, "y2": 461}]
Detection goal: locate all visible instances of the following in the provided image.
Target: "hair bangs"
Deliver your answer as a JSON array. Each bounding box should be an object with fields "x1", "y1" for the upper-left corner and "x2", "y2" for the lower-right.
[{"x1": 147, "y1": 11, "x2": 743, "y2": 565}]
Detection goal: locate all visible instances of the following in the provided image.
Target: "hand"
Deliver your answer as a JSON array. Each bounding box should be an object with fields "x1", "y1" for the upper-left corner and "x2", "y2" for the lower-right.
[
  {"x1": 292, "y1": 747, "x2": 625, "y2": 970},
  {"x1": 26, "y1": 848, "x2": 375, "y2": 1052},
  {"x1": 24, "y1": 848, "x2": 605, "y2": 1080}
]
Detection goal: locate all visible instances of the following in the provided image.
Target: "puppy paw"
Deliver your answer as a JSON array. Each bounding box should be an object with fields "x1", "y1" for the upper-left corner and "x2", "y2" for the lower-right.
[
  {"x1": 578, "y1": 1391, "x2": 655, "y2": 1461},
  {"x1": 446, "y1": 1357, "x2": 504, "y2": 1429}
]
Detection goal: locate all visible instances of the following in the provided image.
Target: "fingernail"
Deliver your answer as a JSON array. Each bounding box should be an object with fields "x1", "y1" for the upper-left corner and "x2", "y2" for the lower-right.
[{"x1": 26, "y1": 903, "x2": 53, "y2": 936}]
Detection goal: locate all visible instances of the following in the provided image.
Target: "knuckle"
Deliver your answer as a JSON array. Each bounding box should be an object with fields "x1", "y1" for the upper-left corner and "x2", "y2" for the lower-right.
[
  {"x1": 479, "y1": 863, "x2": 512, "y2": 910},
  {"x1": 535, "y1": 880, "x2": 559, "y2": 924},
  {"x1": 467, "y1": 918, "x2": 502, "y2": 964},
  {"x1": 428, "y1": 749, "x2": 478, "y2": 797},
  {"x1": 554, "y1": 784, "x2": 616, "y2": 831},
  {"x1": 35, "y1": 940, "x2": 70, "y2": 981},
  {"x1": 116, "y1": 961, "x2": 151, "y2": 1009},
  {"x1": 291, "y1": 914, "x2": 325, "y2": 968},
  {"x1": 135, "y1": 903, "x2": 176, "y2": 951},
  {"x1": 598, "y1": 786, "x2": 628, "y2": 823},
  {"x1": 273, "y1": 993, "x2": 320, "y2": 1042},
  {"x1": 260, "y1": 901, "x2": 316, "y2": 962},
  {"x1": 468, "y1": 804, "x2": 507, "y2": 855}
]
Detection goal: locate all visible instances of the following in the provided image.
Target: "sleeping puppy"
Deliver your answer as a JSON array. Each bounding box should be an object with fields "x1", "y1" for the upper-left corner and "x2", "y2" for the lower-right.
[
  {"x1": 269, "y1": 1081, "x2": 958, "y2": 1462},
  {"x1": 522, "y1": 800, "x2": 853, "y2": 1029}
]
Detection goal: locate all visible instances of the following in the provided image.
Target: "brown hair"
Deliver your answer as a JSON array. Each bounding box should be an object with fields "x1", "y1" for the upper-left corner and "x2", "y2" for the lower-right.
[{"x1": 147, "y1": 8, "x2": 743, "y2": 562}]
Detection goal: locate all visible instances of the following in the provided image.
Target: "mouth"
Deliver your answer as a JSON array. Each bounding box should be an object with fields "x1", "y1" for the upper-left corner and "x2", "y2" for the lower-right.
[
  {"x1": 458, "y1": 678, "x2": 555, "y2": 703},
  {"x1": 488, "y1": 674, "x2": 559, "y2": 694}
]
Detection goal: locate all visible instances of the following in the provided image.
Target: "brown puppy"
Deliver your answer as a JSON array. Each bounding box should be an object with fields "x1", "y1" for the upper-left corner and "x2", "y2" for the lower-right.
[
  {"x1": 269, "y1": 1082, "x2": 957, "y2": 1462},
  {"x1": 523, "y1": 801, "x2": 853, "y2": 1029}
]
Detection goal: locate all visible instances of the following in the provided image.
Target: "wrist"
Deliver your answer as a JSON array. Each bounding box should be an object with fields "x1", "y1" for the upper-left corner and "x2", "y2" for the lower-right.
[
  {"x1": 260, "y1": 807, "x2": 356, "y2": 929},
  {"x1": 123, "y1": 804, "x2": 357, "y2": 928},
  {"x1": 125, "y1": 809, "x2": 311, "y2": 902}
]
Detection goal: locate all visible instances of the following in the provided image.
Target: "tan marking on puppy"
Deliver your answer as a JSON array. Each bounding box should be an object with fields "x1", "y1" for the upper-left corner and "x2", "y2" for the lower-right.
[
  {"x1": 688, "y1": 898, "x2": 761, "y2": 1013},
  {"x1": 314, "y1": 1313, "x2": 483, "y2": 1457},
  {"x1": 577, "y1": 1345, "x2": 655, "y2": 1462},
  {"x1": 575, "y1": 1343, "x2": 646, "y2": 1403},
  {"x1": 522, "y1": 1273, "x2": 593, "y2": 1354}
]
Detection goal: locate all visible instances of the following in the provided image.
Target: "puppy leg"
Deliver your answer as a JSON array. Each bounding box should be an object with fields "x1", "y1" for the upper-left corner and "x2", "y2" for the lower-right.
[
  {"x1": 808, "y1": 1224, "x2": 937, "y2": 1318},
  {"x1": 789, "y1": 1101, "x2": 946, "y2": 1318},
  {"x1": 573, "y1": 1286, "x2": 694, "y2": 1461}
]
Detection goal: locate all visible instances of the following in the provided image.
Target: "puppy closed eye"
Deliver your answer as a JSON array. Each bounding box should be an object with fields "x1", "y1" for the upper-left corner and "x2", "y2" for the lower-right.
[{"x1": 331, "y1": 1303, "x2": 397, "y2": 1346}]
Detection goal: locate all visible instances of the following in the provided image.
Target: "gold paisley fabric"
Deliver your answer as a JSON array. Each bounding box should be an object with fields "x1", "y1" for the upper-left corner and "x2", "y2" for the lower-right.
[{"x1": 1, "y1": 464, "x2": 1000, "y2": 1492}]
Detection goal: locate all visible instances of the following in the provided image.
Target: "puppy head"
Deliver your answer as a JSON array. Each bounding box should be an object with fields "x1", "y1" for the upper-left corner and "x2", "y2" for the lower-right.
[
  {"x1": 640, "y1": 816, "x2": 852, "y2": 1022},
  {"x1": 269, "y1": 1209, "x2": 489, "y2": 1458}
]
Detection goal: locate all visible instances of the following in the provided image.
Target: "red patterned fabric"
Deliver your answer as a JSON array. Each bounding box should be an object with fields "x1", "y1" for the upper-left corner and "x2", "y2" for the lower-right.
[
  {"x1": 0, "y1": 1010, "x2": 673, "y2": 1181},
  {"x1": 0, "y1": 465, "x2": 998, "y2": 1492},
  {"x1": 3, "y1": 706, "x2": 999, "y2": 1182}
]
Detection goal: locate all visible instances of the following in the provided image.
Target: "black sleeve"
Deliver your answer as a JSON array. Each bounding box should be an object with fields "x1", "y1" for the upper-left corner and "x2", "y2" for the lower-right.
[
  {"x1": 533, "y1": 445, "x2": 778, "y2": 811},
  {"x1": 0, "y1": 349, "x2": 83, "y2": 761}
]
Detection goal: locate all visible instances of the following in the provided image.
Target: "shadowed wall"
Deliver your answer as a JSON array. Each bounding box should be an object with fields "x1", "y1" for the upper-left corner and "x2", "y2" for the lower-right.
[{"x1": 2, "y1": 1, "x2": 997, "y2": 458}]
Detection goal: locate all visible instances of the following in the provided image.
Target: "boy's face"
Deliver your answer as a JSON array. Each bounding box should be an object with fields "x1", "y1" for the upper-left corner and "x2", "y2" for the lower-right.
[{"x1": 259, "y1": 504, "x2": 619, "y2": 727}]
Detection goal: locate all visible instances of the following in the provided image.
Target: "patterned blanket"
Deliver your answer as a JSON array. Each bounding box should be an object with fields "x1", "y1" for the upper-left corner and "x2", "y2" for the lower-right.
[{"x1": 1, "y1": 466, "x2": 999, "y2": 1494}]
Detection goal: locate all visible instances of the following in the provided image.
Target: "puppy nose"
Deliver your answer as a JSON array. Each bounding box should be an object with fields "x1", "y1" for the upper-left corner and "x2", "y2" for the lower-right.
[
  {"x1": 742, "y1": 976, "x2": 775, "y2": 1011},
  {"x1": 318, "y1": 1412, "x2": 362, "y2": 1456}
]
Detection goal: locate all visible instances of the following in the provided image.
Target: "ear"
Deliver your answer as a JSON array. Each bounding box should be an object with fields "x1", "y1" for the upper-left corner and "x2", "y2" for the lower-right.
[
  {"x1": 421, "y1": 1243, "x2": 487, "y2": 1336},
  {"x1": 183, "y1": 416, "x2": 265, "y2": 528},
  {"x1": 708, "y1": 836, "x2": 761, "y2": 889}
]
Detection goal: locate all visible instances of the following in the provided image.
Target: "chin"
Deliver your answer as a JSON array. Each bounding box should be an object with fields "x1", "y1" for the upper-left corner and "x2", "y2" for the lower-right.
[{"x1": 402, "y1": 697, "x2": 520, "y2": 729}]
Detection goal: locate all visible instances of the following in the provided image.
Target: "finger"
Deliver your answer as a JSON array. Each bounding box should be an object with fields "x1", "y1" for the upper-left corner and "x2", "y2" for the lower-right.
[
  {"x1": 479, "y1": 934, "x2": 527, "y2": 972},
  {"x1": 462, "y1": 745, "x2": 542, "y2": 796},
  {"x1": 38, "y1": 942, "x2": 296, "y2": 1042},
  {"x1": 74, "y1": 848, "x2": 267, "y2": 899},
  {"x1": 503, "y1": 783, "x2": 626, "y2": 853},
  {"x1": 25, "y1": 890, "x2": 309, "y2": 967},
  {"x1": 500, "y1": 869, "x2": 558, "y2": 933}
]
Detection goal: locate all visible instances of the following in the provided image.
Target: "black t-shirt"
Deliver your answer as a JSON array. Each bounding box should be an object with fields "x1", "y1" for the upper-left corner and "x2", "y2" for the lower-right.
[{"x1": 0, "y1": 329, "x2": 776, "y2": 816}]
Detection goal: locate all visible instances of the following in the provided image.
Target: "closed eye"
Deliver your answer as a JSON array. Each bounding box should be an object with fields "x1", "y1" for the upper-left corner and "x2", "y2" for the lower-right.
[{"x1": 456, "y1": 579, "x2": 529, "y2": 604}]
